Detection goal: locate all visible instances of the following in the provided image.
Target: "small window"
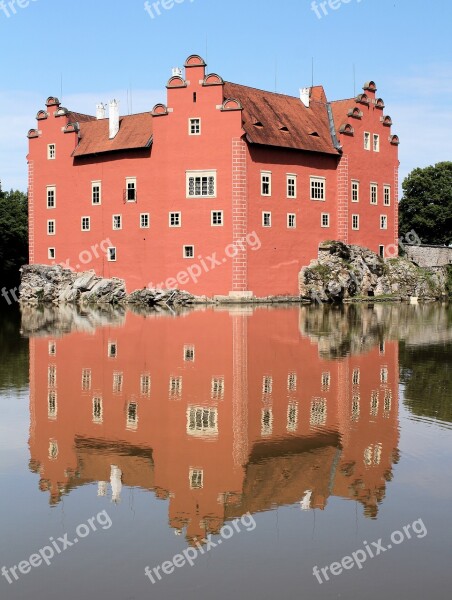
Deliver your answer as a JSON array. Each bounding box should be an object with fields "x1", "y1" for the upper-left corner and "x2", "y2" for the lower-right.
[
  {"x1": 92, "y1": 397, "x2": 103, "y2": 424},
  {"x1": 351, "y1": 180, "x2": 359, "y2": 203},
  {"x1": 112, "y1": 214, "x2": 122, "y2": 230},
  {"x1": 47, "y1": 220, "x2": 55, "y2": 235},
  {"x1": 379, "y1": 245, "x2": 385, "y2": 257},
  {"x1": 380, "y1": 215, "x2": 388, "y2": 230},
  {"x1": 48, "y1": 248, "x2": 56, "y2": 260},
  {"x1": 113, "y1": 371, "x2": 123, "y2": 393},
  {"x1": 183, "y1": 245, "x2": 194, "y2": 258},
  {"x1": 140, "y1": 213, "x2": 149, "y2": 228},
  {"x1": 48, "y1": 391, "x2": 57, "y2": 420},
  {"x1": 370, "y1": 184, "x2": 378, "y2": 205},
  {"x1": 47, "y1": 186, "x2": 56, "y2": 208},
  {"x1": 186, "y1": 171, "x2": 216, "y2": 198},
  {"x1": 125, "y1": 177, "x2": 137, "y2": 202},
  {"x1": 364, "y1": 132, "x2": 370, "y2": 150},
  {"x1": 261, "y1": 172, "x2": 272, "y2": 196},
  {"x1": 287, "y1": 213, "x2": 296, "y2": 228},
  {"x1": 352, "y1": 368, "x2": 360, "y2": 385},
  {"x1": 81, "y1": 216, "x2": 90, "y2": 231},
  {"x1": 47, "y1": 144, "x2": 56, "y2": 160},
  {"x1": 321, "y1": 213, "x2": 330, "y2": 228},
  {"x1": 261, "y1": 408, "x2": 273, "y2": 436},
  {"x1": 170, "y1": 376, "x2": 183, "y2": 398},
  {"x1": 211, "y1": 377, "x2": 225, "y2": 400},
  {"x1": 81, "y1": 368, "x2": 92, "y2": 391},
  {"x1": 384, "y1": 185, "x2": 391, "y2": 206},
  {"x1": 287, "y1": 174, "x2": 297, "y2": 198},
  {"x1": 169, "y1": 212, "x2": 181, "y2": 227},
  {"x1": 189, "y1": 468, "x2": 203, "y2": 489},
  {"x1": 92, "y1": 181, "x2": 101, "y2": 205},
  {"x1": 262, "y1": 212, "x2": 272, "y2": 227},
  {"x1": 140, "y1": 374, "x2": 151, "y2": 396},
  {"x1": 48, "y1": 341, "x2": 56, "y2": 356},
  {"x1": 108, "y1": 342, "x2": 117, "y2": 358},
  {"x1": 373, "y1": 134, "x2": 380, "y2": 152},
  {"x1": 184, "y1": 345, "x2": 195, "y2": 362},
  {"x1": 352, "y1": 214, "x2": 359, "y2": 230},
  {"x1": 211, "y1": 210, "x2": 223, "y2": 226},
  {"x1": 189, "y1": 118, "x2": 201, "y2": 135},
  {"x1": 310, "y1": 176, "x2": 325, "y2": 200},
  {"x1": 107, "y1": 247, "x2": 116, "y2": 262}
]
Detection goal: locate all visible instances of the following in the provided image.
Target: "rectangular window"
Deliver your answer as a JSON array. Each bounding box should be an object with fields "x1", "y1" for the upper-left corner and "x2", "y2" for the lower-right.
[
  {"x1": 81, "y1": 368, "x2": 92, "y2": 391},
  {"x1": 352, "y1": 395, "x2": 360, "y2": 421},
  {"x1": 108, "y1": 342, "x2": 117, "y2": 358},
  {"x1": 186, "y1": 171, "x2": 216, "y2": 198},
  {"x1": 262, "y1": 212, "x2": 271, "y2": 227},
  {"x1": 47, "y1": 144, "x2": 56, "y2": 160},
  {"x1": 364, "y1": 132, "x2": 370, "y2": 150},
  {"x1": 112, "y1": 214, "x2": 122, "y2": 230},
  {"x1": 48, "y1": 248, "x2": 55, "y2": 260},
  {"x1": 287, "y1": 372, "x2": 297, "y2": 392},
  {"x1": 113, "y1": 372, "x2": 123, "y2": 393},
  {"x1": 380, "y1": 215, "x2": 388, "y2": 230},
  {"x1": 183, "y1": 245, "x2": 194, "y2": 258},
  {"x1": 169, "y1": 376, "x2": 183, "y2": 398},
  {"x1": 379, "y1": 245, "x2": 385, "y2": 258},
  {"x1": 352, "y1": 368, "x2": 360, "y2": 385},
  {"x1": 211, "y1": 377, "x2": 225, "y2": 400},
  {"x1": 370, "y1": 391, "x2": 379, "y2": 417},
  {"x1": 189, "y1": 118, "x2": 201, "y2": 135},
  {"x1": 287, "y1": 174, "x2": 297, "y2": 198},
  {"x1": 211, "y1": 210, "x2": 223, "y2": 226},
  {"x1": 262, "y1": 375, "x2": 273, "y2": 395},
  {"x1": 321, "y1": 213, "x2": 330, "y2": 228},
  {"x1": 380, "y1": 367, "x2": 388, "y2": 384},
  {"x1": 169, "y1": 212, "x2": 181, "y2": 227},
  {"x1": 48, "y1": 365, "x2": 57, "y2": 388},
  {"x1": 47, "y1": 220, "x2": 55, "y2": 235},
  {"x1": 107, "y1": 247, "x2": 116, "y2": 262},
  {"x1": 48, "y1": 341, "x2": 56, "y2": 356},
  {"x1": 370, "y1": 184, "x2": 378, "y2": 205},
  {"x1": 92, "y1": 397, "x2": 103, "y2": 424},
  {"x1": 140, "y1": 213, "x2": 149, "y2": 228},
  {"x1": 48, "y1": 391, "x2": 57, "y2": 420},
  {"x1": 384, "y1": 185, "x2": 391, "y2": 206},
  {"x1": 310, "y1": 397, "x2": 327, "y2": 427},
  {"x1": 140, "y1": 374, "x2": 151, "y2": 396},
  {"x1": 287, "y1": 403, "x2": 298, "y2": 433},
  {"x1": 189, "y1": 468, "x2": 203, "y2": 489},
  {"x1": 310, "y1": 176, "x2": 325, "y2": 200},
  {"x1": 321, "y1": 372, "x2": 331, "y2": 390},
  {"x1": 261, "y1": 408, "x2": 273, "y2": 436},
  {"x1": 184, "y1": 345, "x2": 195, "y2": 362},
  {"x1": 352, "y1": 214, "x2": 359, "y2": 230},
  {"x1": 287, "y1": 213, "x2": 296, "y2": 228},
  {"x1": 125, "y1": 177, "x2": 137, "y2": 202},
  {"x1": 261, "y1": 172, "x2": 272, "y2": 196},
  {"x1": 47, "y1": 186, "x2": 56, "y2": 208},
  {"x1": 126, "y1": 402, "x2": 138, "y2": 430},
  {"x1": 373, "y1": 134, "x2": 380, "y2": 152},
  {"x1": 81, "y1": 216, "x2": 90, "y2": 231},
  {"x1": 187, "y1": 407, "x2": 218, "y2": 436},
  {"x1": 92, "y1": 181, "x2": 101, "y2": 205},
  {"x1": 351, "y1": 180, "x2": 359, "y2": 203}
]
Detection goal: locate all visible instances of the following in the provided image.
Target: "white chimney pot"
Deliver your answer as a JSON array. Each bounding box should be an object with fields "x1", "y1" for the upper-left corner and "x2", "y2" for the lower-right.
[{"x1": 109, "y1": 99, "x2": 120, "y2": 139}]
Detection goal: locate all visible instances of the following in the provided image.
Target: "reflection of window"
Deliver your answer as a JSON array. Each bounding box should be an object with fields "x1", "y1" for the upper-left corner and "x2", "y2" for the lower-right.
[
  {"x1": 287, "y1": 372, "x2": 297, "y2": 392},
  {"x1": 365, "y1": 443, "x2": 382, "y2": 466},
  {"x1": 321, "y1": 372, "x2": 331, "y2": 390},
  {"x1": 379, "y1": 341, "x2": 385, "y2": 355},
  {"x1": 211, "y1": 377, "x2": 224, "y2": 400},
  {"x1": 140, "y1": 374, "x2": 151, "y2": 396},
  {"x1": 287, "y1": 403, "x2": 298, "y2": 433},
  {"x1": 184, "y1": 345, "x2": 195, "y2": 362},
  {"x1": 262, "y1": 375, "x2": 273, "y2": 395},
  {"x1": 187, "y1": 406, "x2": 218, "y2": 436},
  {"x1": 127, "y1": 402, "x2": 138, "y2": 430},
  {"x1": 380, "y1": 367, "x2": 388, "y2": 384},
  {"x1": 48, "y1": 365, "x2": 57, "y2": 387},
  {"x1": 81, "y1": 368, "x2": 92, "y2": 391},
  {"x1": 261, "y1": 408, "x2": 273, "y2": 436},
  {"x1": 93, "y1": 397, "x2": 103, "y2": 424},
  {"x1": 48, "y1": 392, "x2": 57, "y2": 420},
  {"x1": 113, "y1": 372, "x2": 123, "y2": 393},
  {"x1": 49, "y1": 440, "x2": 58, "y2": 460},
  {"x1": 352, "y1": 395, "x2": 360, "y2": 421},
  {"x1": 108, "y1": 342, "x2": 117, "y2": 358},
  {"x1": 48, "y1": 341, "x2": 56, "y2": 356},
  {"x1": 352, "y1": 368, "x2": 360, "y2": 385},
  {"x1": 384, "y1": 390, "x2": 392, "y2": 416},
  {"x1": 370, "y1": 391, "x2": 379, "y2": 417},
  {"x1": 310, "y1": 398, "x2": 326, "y2": 427},
  {"x1": 189, "y1": 468, "x2": 203, "y2": 489},
  {"x1": 169, "y1": 376, "x2": 182, "y2": 398}
]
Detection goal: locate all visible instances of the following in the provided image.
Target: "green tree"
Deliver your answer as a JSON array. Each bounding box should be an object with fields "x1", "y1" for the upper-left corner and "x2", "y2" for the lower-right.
[
  {"x1": 399, "y1": 162, "x2": 452, "y2": 246},
  {"x1": 0, "y1": 182, "x2": 28, "y2": 292}
]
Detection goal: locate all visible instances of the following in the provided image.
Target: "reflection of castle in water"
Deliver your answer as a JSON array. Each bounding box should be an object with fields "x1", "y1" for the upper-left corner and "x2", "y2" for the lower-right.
[{"x1": 27, "y1": 305, "x2": 399, "y2": 543}]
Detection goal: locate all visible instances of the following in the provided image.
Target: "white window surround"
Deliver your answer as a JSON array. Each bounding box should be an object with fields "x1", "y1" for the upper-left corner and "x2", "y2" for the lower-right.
[
  {"x1": 112, "y1": 214, "x2": 122, "y2": 230},
  {"x1": 351, "y1": 180, "x2": 359, "y2": 203},
  {"x1": 92, "y1": 181, "x2": 101, "y2": 205},
  {"x1": 287, "y1": 174, "x2": 297, "y2": 198},
  {"x1": 287, "y1": 213, "x2": 296, "y2": 228},
  {"x1": 169, "y1": 212, "x2": 181, "y2": 227},
  {"x1": 186, "y1": 170, "x2": 216, "y2": 198},
  {"x1": 47, "y1": 144, "x2": 56, "y2": 160},
  {"x1": 81, "y1": 216, "x2": 91, "y2": 231},
  {"x1": 370, "y1": 183, "x2": 378, "y2": 205},
  {"x1": 47, "y1": 185, "x2": 56, "y2": 208},
  {"x1": 373, "y1": 134, "x2": 380, "y2": 152},
  {"x1": 189, "y1": 118, "x2": 201, "y2": 135},
  {"x1": 352, "y1": 214, "x2": 359, "y2": 230},
  {"x1": 310, "y1": 176, "x2": 325, "y2": 201},
  {"x1": 183, "y1": 245, "x2": 194, "y2": 259},
  {"x1": 211, "y1": 210, "x2": 223, "y2": 226},
  {"x1": 140, "y1": 213, "x2": 150, "y2": 228},
  {"x1": 262, "y1": 211, "x2": 272, "y2": 227},
  {"x1": 125, "y1": 177, "x2": 137, "y2": 202},
  {"x1": 380, "y1": 215, "x2": 388, "y2": 230},
  {"x1": 107, "y1": 247, "x2": 116, "y2": 262},
  {"x1": 321, "y1": 213, "x2": 330, "y2": 228},
  {"x1": 364, "y1": 131, "x2": 371, "y2": 150},
  {"x1": 261, "y1": 171, "x2": 272, "y2": 196},
  {"x1": 48, "y1": 248, "x2": 56, "y2": 259},
  {"x1": 384, "y1": 185, "x2": 391, "y2": 206},
  {"x1": 47, "y1": 220, "x2": 55, "y2": 235}
]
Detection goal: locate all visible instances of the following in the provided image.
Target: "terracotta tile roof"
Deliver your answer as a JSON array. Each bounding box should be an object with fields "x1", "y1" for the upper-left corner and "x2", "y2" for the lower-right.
[
  {"x1": 223, "y1": 82, "x2": 339, "y2": 155},
  {"x1": 72, "y1": 112, "x2": 153, "y2": 157},
  {"x1": 330, "y1": 98, "x2": 355, "y2": 135},
  {"x1": 67, "y1": 111, "x2": 97, "y2": 123}
]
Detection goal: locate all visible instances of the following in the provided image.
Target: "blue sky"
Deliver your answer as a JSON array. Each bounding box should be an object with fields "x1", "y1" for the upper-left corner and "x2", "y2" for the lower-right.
[{"x1": 0, "y1": 0, "x2": 451, "y2": 191}]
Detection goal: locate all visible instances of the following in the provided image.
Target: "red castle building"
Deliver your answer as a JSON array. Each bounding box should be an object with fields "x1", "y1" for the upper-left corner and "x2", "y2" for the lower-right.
[{"x1": 27, "y1": 55, "x2": 400, "y2": 297}]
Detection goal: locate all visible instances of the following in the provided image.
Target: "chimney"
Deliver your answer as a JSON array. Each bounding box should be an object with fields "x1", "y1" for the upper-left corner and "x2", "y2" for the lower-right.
[
  {"x1": 96, "y1": 103, "x2": 106, "y2": 120},
  {"x1": 109, "y1": 99, "x2": 120, "y2": 139},
  {"x1": 300, "y1": 87, "x2": 310, "y2": 108},
  {"x1": 172, "y1": 67, "x2": 182, "y2": 77}
]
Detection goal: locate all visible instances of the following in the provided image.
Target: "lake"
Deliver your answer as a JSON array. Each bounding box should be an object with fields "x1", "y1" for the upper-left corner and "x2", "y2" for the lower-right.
[{"x1": 0, "y1": 302, "x2": 451, "y2": 600}]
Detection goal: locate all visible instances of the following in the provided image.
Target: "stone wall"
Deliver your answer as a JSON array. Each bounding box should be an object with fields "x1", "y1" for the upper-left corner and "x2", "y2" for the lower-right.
[{"x1": 404, "y1": 245, "x2": 452, "y2": 268}]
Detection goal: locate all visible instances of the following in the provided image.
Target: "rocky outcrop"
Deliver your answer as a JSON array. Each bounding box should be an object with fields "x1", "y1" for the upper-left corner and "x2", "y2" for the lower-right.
[{"x1": 299, "y1": 241, "x2": 449, "y2": 302}]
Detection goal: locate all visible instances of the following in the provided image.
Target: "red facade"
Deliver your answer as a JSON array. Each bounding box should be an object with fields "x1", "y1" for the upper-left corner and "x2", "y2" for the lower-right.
[{"x1": 27, "y1": 55, "x2": 400, "y2": 297}]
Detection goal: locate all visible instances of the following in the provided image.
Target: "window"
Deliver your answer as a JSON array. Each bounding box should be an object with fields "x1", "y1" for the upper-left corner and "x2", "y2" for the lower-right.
[
  {"x1": 47, "y1": 186, "x2": 56, "y2": 208},
  {"x1": 379, "y1": 341, "x2": 385, "y2": 355},
  {"x1": 47, "y1": 220, "x2": 55, "y2": 235},
  {"x1": 370, "y1": 184, "x2": 378, "y2": 204},
  {"x1": 373, "y1": 134, "x2": 380, "y2": 152},
  {"x1": 261, "y1": 408, "x2": 273, "y2": 436},
  {"x1": 47, "y1": 144, "x2": 56, "y2": 159},
  {"x1": 125, "y1": 177, "x2": 137, "y2": 202},
  {"x1": 107, "y1": 247, "x2": 116, "y2": 261},
  {"x1": 352, "y1": 395, "x2": 360, "y2": 421},
  {"x1": 189, "y1": 118, "x2": 201, "y2": 135},
  {"x1": 169, "y1": 212, "x2": 181, "y2": 227},
  {"x1": 352, "y1": 214, "x2": 359, "y2": 230},
  {"x1": 92, "y1": 181, "x2": 101, "y2": 205},
  {"x1": 126, "y1": 402, "x2": 138, "y2": 430},
  {"x1": 81, "y1": 368, "x2": 92, "y2": 391},
  {"x1": 384, "y1": 185, "x2": 391, "y2": 206},
  {"x1": 352, "y1": 368, "x2": 360, "y2": 385},
  {"x1": 211, "y1": 377, "x2": 225, "y2": 400},
  {"x1": 48, "y1": 440, "x2": 58, "y2": 460},
  {"x1": 370, "y1": 391, "x2": 379, "y2": 417},
  {"x1": 187, "y1": 406, "x2": 218, "y2": 436},
  {"x1": 140, "y1": 213, "x2": 149, "y2": 228},
  {"x1": 351, "y1": 180, "x2": 359, "y2": 203},
  {"x1": 48, "y1": 391, "x2": 57, "y2": 420},
  {"x1": 183, "y1": 245, "x2": 194, "y2": 258},
  {"x1": 108, "y1": 342, "x2": 117, "y2": 358},
  {"x1": 310, "y1": 176, "x2": 325, "y2": 200},
  {"x1": 321, "y1": 372, "x2": 331, "y2": 390},
  {"x1": 211, "y1": 210, "x2": 223, "y2": 226},
  {"x1": 140, "y1": 374, "x2": 151, "y2": 396},
  {"x1": 112, "y1": 214, "x2": 122, "y2": 230},
  {"x1": 48, "y1": 365, "x2": 57, "y2": 387},
  {"x1": 48, "y1": 248, "x2": 55, "y2": 260},
  {"x1": 379, "y1": 245, "x2": 385, "y2": 258},
  {"x1": 310, "y1": 397, "x2": 327, "y2": 427},
  {"x1": 48, "y1": 341, "x2": 56, "y2": 356},
  {"x1": 287, "y1": 372, "x2": 297, "y2": 392},
  {"x1": 380, "y1": 215, "x2": 388, "y2": 230},
  {"x1": 186, "y1": 171, "x2": 216, "y2": 198},
  {"x1": 287, "y1": 213, "x2": 296, "y2": 228},
  {"x1": 113, "y1": 372, "x2": 123, "y2": 393},
  {"x1": 321, "y1": 213, "x2": 330, "y2": 228},
  {"x1": 169, "y1": 376, "x2": 183, "y2": 398},
  {"x1": 92, "y1": 397, "x2": 103, "y2": 424},
  {"x1": 189, "y1": 468, "x2": 204, "y2": 489},
  {"x1": 262, "y1": 375, "x2": 273, "y2": 395},
  {"x1": 262, "y1": 212, "x2": 271, "y2": 227},
  {"x1": 287, "y1": 174, "x2": 297, "y2": 198},
  {"x1": 287, "y1": 403, "x2": 298, "y2": 433},
  {"x1": 380, "y1": 367, "x2": 388, "y2": 384},
  {"x1": 261, "y1": 172, "x2": 272, "y2": 196},
  {"x1": 364, "y1": 132, "x2": 370, "y2": 150},
  {"x1": 184, "y1": 345, "x2": 195, "y2": 362},
  {"x1": 81, "y1": 216, "x2": 90, "y2": 231},
  {"x1": 384, "y1": 390, "x2": 392, "y2": 414}
]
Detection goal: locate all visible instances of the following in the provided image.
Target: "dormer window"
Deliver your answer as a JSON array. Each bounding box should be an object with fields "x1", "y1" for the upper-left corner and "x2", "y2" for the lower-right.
[{"x1": 47, "y1": 144, "x2": 56, "y2": 159}]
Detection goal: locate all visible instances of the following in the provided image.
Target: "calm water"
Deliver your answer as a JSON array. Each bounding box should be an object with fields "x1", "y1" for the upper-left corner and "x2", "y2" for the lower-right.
[{"x1": 0, "y1": 302, "x2": 451, "y2": 600}]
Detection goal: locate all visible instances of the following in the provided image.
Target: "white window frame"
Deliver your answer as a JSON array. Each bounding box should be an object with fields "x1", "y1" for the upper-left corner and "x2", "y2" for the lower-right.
[
  {"x1": 351, "y1": 180, "x2": 359, "y2": 203},
  {"x1": 370, "y1": 183, "x2": 378, "y2": 205},
  {"x1": 352, "y1": 214, "x2": 359, "y2": 230},
  {"x1": 169, "y1": 212, "x2": 181, "y2": 227},
  {"x1": 186, "y1": 170, "x2": 217, "y2": 198},
  {"x1": 125, "y1": 177, "x2": 137, "y2": 202},
  {"x1": 47, "y1": 219, "x2": 55, "y2": 235},
  {"x1": 47, "y1": 144, "x2": 56, "y2": 160},
  {"x1": 189, "y1": 468, "x2": 204, "y2": 489},
  {"x1": 48, "y1": 247, "x2": 56, "y2": 260},
  {"x1": 287, "y1": 174, "x2": 297, "y2": 198},
  {"x1": 262, "y1": 211, "x2": 272, "y2": 227},
  {"x1": 189, "y1": 118, "x2": 201, "y2": 136},
  {"x1": 107, "y1": 247, "x2": 116, "y2": 262},
  {"x1": 321, "y1": 213, "x2": 330, "y2": 228},
  {"x1": 183, "y1": 245, "x2": 194, "y2": 259},
  {"x1": 364, "y1": 131, "x2": 371, "y2": 150},
  {"x1": 108, "y1": 341, "x2": 117, "y2": 358},
  {"x1": 81, "y1": 216, "x2": 91, "y2": 232},
  {"x1": 379, "y1": 245, "x2": 385, "y2": 258},
  {"x1": 211, "y1": 210, "x2": 223, "y2": 226},
  {"x1": 373, "y1": 133, "x2": 380, "y2": 152},
  {"x1": 140, "y1": 213, "x2": 150, "y2": 228},
  {"x1": 287, "y1": 213, "x2": 296, "y2": 228},
  {"x1": 261, "y1": 171, "x2": 272, "y2": 197},
  {"x1": 112, "y1": 214, "x2": 122, "y2": 230},
  {"x1": 383, "y1": 185, "x2": 391, "y2": 206},
  {"x1": 46, "y1": 185, "x2": 56, "y2": 209},
  {"x1": 310, "y1": 176, "x2": 325, "y2": 201},
  {"x1": 92, "y1": 181, "x2": 101, "y2": 205},
  {"x1": 380, "y1": 215, "x2": 388, "y2": 230},
  {"x1": 184, "y1": 345, "x2": 195, "y2": 362}
]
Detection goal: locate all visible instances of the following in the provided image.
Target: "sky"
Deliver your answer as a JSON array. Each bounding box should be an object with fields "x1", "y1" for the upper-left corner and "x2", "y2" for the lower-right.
[{"x1": 0, "y1": 0, "x2": 451, "y2": 192}]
